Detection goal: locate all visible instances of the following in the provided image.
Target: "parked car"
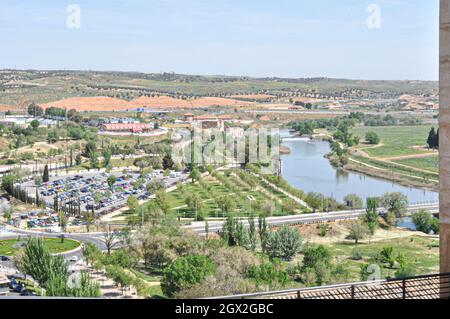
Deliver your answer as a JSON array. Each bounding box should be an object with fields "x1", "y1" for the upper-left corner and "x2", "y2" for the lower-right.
[{"x1": 20, "y1": 289, "x2": 36, "y2": 296}]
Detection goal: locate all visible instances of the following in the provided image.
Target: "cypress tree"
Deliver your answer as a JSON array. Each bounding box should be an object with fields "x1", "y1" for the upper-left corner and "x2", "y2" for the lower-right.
[
  {"x1": 43, "y1": 164, "x2": 49, "y2": 182},
  {"x1": 35, "y1": 188, "x2": 40, "y2": 207},
  {"x1": 435, "y1": 128, "x2": 439, "y2": 149},
  {"x1": 427, "y1": 128, "x2": 436, "y2": 149}
]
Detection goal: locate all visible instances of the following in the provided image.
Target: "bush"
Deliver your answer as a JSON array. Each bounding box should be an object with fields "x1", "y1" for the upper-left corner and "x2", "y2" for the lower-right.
[
  {"x1": 350, "y1": 248, "x2": 363, "y2": 260},
  {"x1": 365, "y1": 131, "x2": 380, "y2": 145},
  {"x1": 412, "y1": 210, "x2": 435, "y2": 234},
  {"x1": 246, "y1": 261, "x2": 288, "y2": 288},
  {"x1": 317, "y1": 224, "x2": 332, "y2": 237},
  {"x1": 161, "y1": 255, "x2": 216, "y2": 298},
  {"x1": 261, "y1": 226, "x2": 302, "y2": 261},
  {"x1": 379, "y1": 246, "x2": 396, "y2": 268},
  {"x1": 395, "y1": 264, "x2": 416, "y2": 279},
  {"x1": 302, "y1": 245, "x2": 332, "y2": 270}
]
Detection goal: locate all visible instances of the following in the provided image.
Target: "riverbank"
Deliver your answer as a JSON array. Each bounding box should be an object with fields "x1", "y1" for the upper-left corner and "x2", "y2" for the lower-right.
[
  {"x1": 300, "y1": 127, "x2": 439, "y2": 193},
  {"x1": 345, "y1": 157, "x2": 439, "y2": 192},
  {"x1": 279, "y1": 129, "x2": 438, "y2": 203}
]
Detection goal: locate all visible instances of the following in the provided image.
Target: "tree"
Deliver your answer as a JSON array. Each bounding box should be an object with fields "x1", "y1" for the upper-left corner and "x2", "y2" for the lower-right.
[
  {"x1": 185, "y1": 193, "x2": 203, "y2": 220},
  {"x1": 430, "y1": 217, "x2": 440, "y2": 234},
  {"x1": 30, "y1": 119, "x2": 40, "y2": 130},
  {"x1": 102, "y1": 148, "x2": 112, "y2": 168},
  {"x1": 380, "y1": 192, "x2": 408, "y2": 218},
  {"x1": 258, "y1": 215, "x2": 267, "y2": 239},
  {"x1": 43, "y1": 164, "x2": 49, "y2": 183},
  {"x1": 126, "y1": 196, "x2": 139, "y2": 214},
  {"x1": 161, "y1": 255, "x2": 216, "y2": 298},
  {"x1": 146, "y1": 179, "x2": 164, "y2": 194},
  {"x1": 346, "y1": 221, "x2": 369, "y2": 244},
  {"x1": 360, "y1": 263, "x2": 383, "y2": 281},
  {"x1": 300, "y1": 245, "x2": 334, "y2": 286},
  {"x1": 365, "y1": 131, "x2": 380, "y2": 145},
  {"x1": 427, "y1": 127, "x2": 437, "y2": 149},
  {"x1": 1, "y1": 174, "x2": 17, "y2": 194},
  {"x1": 155, "y1": 189, "x2": 170, "y2": 214},
  {"x1": 215, "y1": 196, "x2": 235, "y2": 216},
  {"x1": 27, "y1": 103, "x2": 43, "y2": 117},
  {"x1": 304, "y1": 192, "x2": 325, "y2": 213},
  {"x1": 189, "y1": 168, "x2": 201, "y2": 182},
  {"x1": 162, "y1": 153, "x2": 174, "y2": 170},
  {"x1": 75, "y1": 154, "x2": 82, "y2": 166},
  {"x1": 436, "y1": 128, "x2": 439, "y2": 149},
  {"x1": 82, "y1": 243, "x2": 101, "y2": 266},
  {"x1": 248, "y1": 215, "x2": 257, "y2": 251},
  {"x1": 343, "y1": 194, "x2": 363, "y2": 209},
  {"x1": 362, "y1": 197, "x2": 379, "y2": 234},
  {"x1": 378, "y1": 246, "x2": 396, "y2": 268},
  {"x1": 412, "y1": 210, "x2": 435, "y2": 234},
  {"x1": 100, "y1": 225, "x2": 120, "y2": 255},
  {"x1": 83, "y1": 141, "x2": 97, "y2": 157},
  {"x1": 18, "y1": 237, "x2": 100, "y2": 297},
  {"x1": 82, "y1": 211, "x2": 96, "y2": 232},
  {"x1": 2, "y1": 208, "x2": 12, "y2": 222},
  {"x1": 89, "y1": 151, "x2": 99, "y2": 170},
  {"x1": 261, "y1": 226, "x2": 302, "y2": 261},
  {"x1": 107, "y1": 175, "x2": 117, "y2": 191}
]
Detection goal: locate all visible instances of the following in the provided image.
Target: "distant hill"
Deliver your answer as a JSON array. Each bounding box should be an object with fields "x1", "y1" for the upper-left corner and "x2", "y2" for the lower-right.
[{"x1": 0, "y1": 69, "x2": 438, "y2": 109}]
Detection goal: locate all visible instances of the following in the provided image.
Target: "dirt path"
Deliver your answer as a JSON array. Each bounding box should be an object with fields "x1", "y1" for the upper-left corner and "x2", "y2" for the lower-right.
[{"x1": 383, "y1": 151, "x2": 438, "y2": 161}]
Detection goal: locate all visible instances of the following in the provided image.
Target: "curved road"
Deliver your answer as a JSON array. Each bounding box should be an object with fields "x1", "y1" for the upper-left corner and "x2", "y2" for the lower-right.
[{"x1": 1, "y1": 202, "x2": 439, "y2": 250}]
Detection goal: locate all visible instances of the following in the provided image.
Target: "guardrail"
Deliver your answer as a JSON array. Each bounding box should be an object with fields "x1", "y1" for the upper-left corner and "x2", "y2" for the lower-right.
[{"x1": 209, "y1": 273, "x2": 450, "y2": 299}]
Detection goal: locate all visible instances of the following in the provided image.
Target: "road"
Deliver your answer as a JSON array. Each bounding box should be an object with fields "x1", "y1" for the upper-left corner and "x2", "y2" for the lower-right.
[
  {"x1": 0, "y1": 202, "x2": 439, "y2": 251},
  {"x1": 0, "y1": 227, "x2": 105, "y2": 261},
  {"x1": 184, "y1": 202, "x2": 439, "y2": 235}
]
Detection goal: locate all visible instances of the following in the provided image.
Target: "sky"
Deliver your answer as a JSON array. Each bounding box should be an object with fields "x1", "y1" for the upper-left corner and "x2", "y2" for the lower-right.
[{"x1": 0, "y1": 0, "x2": 439, "y2": 80}]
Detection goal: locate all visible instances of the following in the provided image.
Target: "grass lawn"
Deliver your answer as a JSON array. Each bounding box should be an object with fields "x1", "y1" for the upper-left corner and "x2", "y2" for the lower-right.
[
  {"x1": 0, "y1": 238, "x2": 80, "y2": 256},
  {"x1": 393, "y1": 155, "x2": 439, "y2": 173},
  {"x1": 154, "y1": 171, "x2": 300, "y2": 219},
  {"x1": 325, "y1": 235, "x2": 439, "y2": 282},
  {"x1": 352, "y1": 125, "x2": 434, "y2": 158}
]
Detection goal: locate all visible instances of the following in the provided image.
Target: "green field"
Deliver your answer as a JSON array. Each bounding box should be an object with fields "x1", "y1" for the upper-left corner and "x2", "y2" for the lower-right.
[
  {"x1": 0, "y1": 238, "x2": 80, "y2": 256},
  {"x1": 352, "y1": 125, "x2": 435, "y2": 158},
  {"x1": 394, "y1": 155, "x2": 439, "y2": 173},
  {"x1": 321, "y1": 235, "x2": 439, "y2": 282}
]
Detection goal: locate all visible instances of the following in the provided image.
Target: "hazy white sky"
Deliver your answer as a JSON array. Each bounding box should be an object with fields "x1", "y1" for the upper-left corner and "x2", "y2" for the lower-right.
[{"x1": 0, "y1": 0, "x2": 439, "y2": 80}]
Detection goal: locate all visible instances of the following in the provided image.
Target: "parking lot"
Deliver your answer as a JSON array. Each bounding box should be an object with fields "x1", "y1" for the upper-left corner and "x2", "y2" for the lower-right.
[{"x1": 19, "y1": 169, "x2": 189, "y2": 217}]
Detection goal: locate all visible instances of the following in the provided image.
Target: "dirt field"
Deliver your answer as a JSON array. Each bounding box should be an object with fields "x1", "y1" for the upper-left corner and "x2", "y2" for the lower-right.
[
  {"x1": 41, "y1": 96, "x2": 131, "y2": 111},
  {"x1": 40, "y1": 95, "x2": 255, "y2": 112}
]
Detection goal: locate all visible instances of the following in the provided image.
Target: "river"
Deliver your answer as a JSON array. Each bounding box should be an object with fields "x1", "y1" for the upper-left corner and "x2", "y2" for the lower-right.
[{"x1": 280, "y1": 131, "x2": 438, "y2": 204}]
